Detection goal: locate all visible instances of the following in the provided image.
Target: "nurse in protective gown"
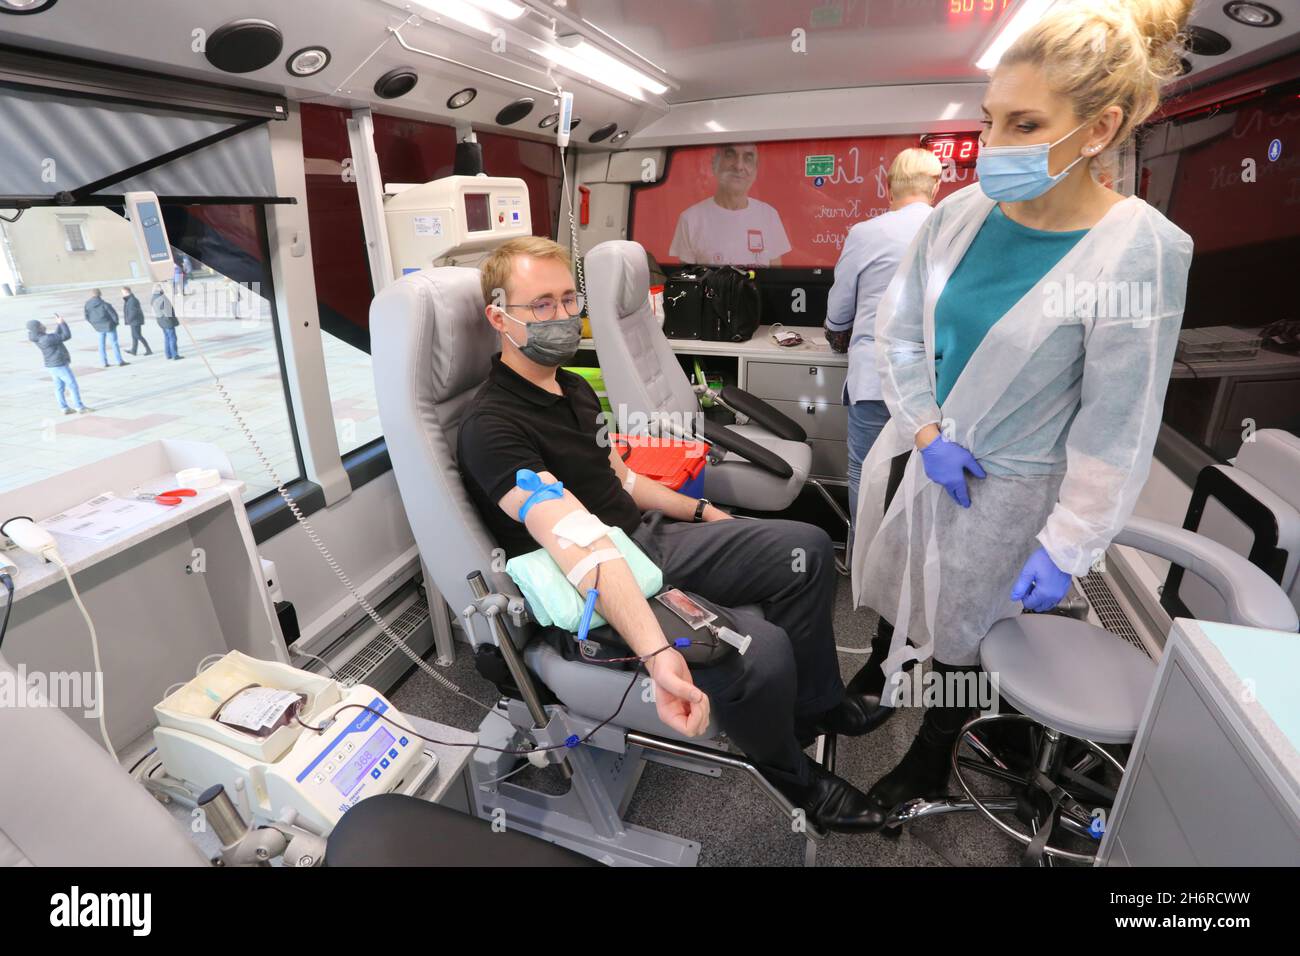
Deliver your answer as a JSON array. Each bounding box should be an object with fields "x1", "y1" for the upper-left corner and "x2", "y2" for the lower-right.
[{"x1": 849, "y1": 0, "x2": 1196, "y2": 815}]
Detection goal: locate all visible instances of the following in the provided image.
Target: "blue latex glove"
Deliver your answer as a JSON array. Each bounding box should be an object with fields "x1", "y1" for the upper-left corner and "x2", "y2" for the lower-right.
[
  {"x1": 1011, "y1": 546, "x2": 1073, "y2": 613},
  {"x1": 919, "y1": 435, "x2": 986, "y2": 508}
]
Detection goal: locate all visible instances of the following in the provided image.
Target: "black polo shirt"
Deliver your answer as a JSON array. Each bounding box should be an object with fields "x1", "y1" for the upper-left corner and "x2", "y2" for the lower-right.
[{"x1": 457, "y1": 355, "x2": 642, "y2": 558}]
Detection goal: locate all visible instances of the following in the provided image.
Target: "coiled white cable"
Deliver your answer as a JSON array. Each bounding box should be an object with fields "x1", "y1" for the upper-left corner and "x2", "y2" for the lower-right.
[
  {"x1": 175, "y1": 302, "x2": 495, "y2": 717},
  {"x1": 560, "y1": 144, "x2": 586, "y2": 306}
]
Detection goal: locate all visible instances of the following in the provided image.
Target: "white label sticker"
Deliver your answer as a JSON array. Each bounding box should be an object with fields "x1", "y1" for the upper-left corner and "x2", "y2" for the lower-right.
[
  {"x1": 414, "y1": 215, "x2": 443, "y2": 238},
  {"x1": 218, "y1": 687, "x2": 301, "y2": 731}
]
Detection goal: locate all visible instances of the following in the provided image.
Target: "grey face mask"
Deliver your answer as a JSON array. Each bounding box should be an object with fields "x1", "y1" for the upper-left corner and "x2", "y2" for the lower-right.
[{"x1": 502, "y1": 312, "x2": 583, "y2": 367}]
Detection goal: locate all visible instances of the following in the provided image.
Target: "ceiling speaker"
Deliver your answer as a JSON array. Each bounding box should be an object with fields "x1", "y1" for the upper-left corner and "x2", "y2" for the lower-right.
[
  {"x1": 205, "y1": 19, "x2": 284, "y2": 74},
  {"x1": 375, "y1": 68, "x2": 418, "y2": 99}
]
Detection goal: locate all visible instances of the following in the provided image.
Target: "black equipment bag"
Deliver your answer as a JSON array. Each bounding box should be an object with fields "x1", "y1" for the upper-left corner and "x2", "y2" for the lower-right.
[
  {"x1": 662, "y1": 271, "x2": 707, "y2": 339},
  {"x1": 662, "y1": 266, "x2": 761, "y2": 342}
]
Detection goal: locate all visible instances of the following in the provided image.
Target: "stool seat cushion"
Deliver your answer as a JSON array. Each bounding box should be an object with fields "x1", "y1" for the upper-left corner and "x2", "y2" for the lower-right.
[{"x1": 980, "y1": 614, "x2": 1156, "y2": 744}]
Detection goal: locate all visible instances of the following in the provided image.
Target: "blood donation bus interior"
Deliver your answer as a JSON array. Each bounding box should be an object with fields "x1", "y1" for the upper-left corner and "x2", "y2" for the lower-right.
[{"x1": 0, "y1": 0, "x2": 1298, "y2": 893}]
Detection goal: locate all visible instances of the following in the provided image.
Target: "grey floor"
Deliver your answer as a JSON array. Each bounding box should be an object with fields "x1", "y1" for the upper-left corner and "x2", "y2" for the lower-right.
[{"x1": 388, "y1": 570, "x2": 1037, "y2": 867}]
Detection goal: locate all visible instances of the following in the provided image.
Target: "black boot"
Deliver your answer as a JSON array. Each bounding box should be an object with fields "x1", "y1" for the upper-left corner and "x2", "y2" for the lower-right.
[
  {"x1": 772, "y1": 755, "x2": 885, "y2": 833},
  {"x1": 866, "y1": 660, "x2": 980, "y2": 813},
  {"x1": 821, "y1": 618, "x2": 897, "y2": 736}
]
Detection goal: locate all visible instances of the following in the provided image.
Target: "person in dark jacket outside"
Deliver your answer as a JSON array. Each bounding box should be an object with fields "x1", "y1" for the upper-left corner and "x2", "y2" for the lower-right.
[
  {"x1": 152, "y1": 284, "x2": 182, "y2": 360},
  {"x1": 84, "y1": 289, "x2": 128, "y2": 368},
  {"x1": 122, "y1": 286, "x2": 153, "y2": 356},
  {"x1": 27, "y1": 314, "x2": 91, "y2": 415}
]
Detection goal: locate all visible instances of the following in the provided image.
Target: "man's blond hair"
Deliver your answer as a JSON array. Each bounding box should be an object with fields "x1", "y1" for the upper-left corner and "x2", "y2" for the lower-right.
[
  {"x1": 887, "y1": 148, "x2": 943, "y2": 199},
  {"x1": 480, "y1": 236, "x2": 572, "y2": 308}
]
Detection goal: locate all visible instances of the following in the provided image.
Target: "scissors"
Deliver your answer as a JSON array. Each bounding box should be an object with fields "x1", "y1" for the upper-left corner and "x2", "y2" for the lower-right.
[{"x1": 134, "y1": 488, "x2": 198, "y2": 507}]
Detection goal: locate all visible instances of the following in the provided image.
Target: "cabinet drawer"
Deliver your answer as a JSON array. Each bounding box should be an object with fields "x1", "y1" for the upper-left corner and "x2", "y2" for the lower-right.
[
  {"x1": 746, "y1": 360, "x2": 846, "y2": 404},
  {"x1": 764, "y1": 399, "x2": 848, "y2": 441},
  {"x1": 808, "y1": 438, "x2": 848, "y2": 480}
]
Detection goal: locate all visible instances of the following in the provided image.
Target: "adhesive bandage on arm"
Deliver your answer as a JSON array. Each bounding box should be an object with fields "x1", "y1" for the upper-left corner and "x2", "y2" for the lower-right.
[
  {"x1": 565, "y1": 547, "x2": 624, "y2": 587},
  {"x1": 551, "y1": 510, "x2": 615, "y2": 550},
  {"x1": 623, "y1": 471, "x2": 636, "y2": 492}
]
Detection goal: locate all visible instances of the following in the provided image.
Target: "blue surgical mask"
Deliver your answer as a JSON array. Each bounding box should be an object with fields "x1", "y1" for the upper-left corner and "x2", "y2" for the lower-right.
[{"x1": 976, "y1": 122, "x2": 1090, "y2": 203}]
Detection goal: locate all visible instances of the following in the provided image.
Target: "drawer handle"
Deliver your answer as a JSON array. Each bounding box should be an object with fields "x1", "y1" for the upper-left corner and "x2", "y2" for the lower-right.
[
  {"x1": 808, "y1": 366, "x2": 819, "y2": 375},
  {"x1": 805, "y1": 405, "x2": 816, "y2": 414}
]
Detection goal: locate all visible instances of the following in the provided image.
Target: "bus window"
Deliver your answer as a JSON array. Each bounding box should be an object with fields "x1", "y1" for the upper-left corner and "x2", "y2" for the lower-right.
[{"x1": 0, "y1": 203, "x2": 302, "y2": 502}]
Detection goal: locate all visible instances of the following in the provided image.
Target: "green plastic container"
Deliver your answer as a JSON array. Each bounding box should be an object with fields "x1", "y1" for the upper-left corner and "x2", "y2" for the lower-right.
[{"x1": 564, "y1": 366, "x2": 612, "y2": 414}]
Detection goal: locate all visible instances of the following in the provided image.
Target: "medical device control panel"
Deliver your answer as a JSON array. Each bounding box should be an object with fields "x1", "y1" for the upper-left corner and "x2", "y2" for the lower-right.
[
  {"x1": 269, "y1": 692, "x2": 422, "y2": 828},
  {"x1": 384, "y1": 174, "x2": 531, "y2": 275},
  {"x1": 154, "y1": 653, "x2": 436, "y2": 835}
]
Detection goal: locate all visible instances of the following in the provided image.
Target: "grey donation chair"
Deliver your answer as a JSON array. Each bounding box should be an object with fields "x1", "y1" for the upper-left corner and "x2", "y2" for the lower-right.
[
  {"x1": 0, "y1": 653, "x2": 210, "y2": 867},
  {"x1": 370, "y1": 266, "x2": 827, "y2": 866},
  {"x1": 584, "y1": 240, "x2": 849, "y2": 539}
]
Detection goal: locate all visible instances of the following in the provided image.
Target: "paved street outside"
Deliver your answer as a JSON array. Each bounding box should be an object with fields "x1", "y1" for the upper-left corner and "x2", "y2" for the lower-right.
[{"x1": 0, "y1": 275, "x2": 381, "y2": 501}]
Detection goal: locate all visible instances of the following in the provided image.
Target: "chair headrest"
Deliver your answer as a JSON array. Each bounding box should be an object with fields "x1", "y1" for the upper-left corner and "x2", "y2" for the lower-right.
[
  {"x1": 373, "y1": 266, "x2": 499, "y2": 403},
  {"x1": 588, "y1": 240, "x2": 651, "y2": 319}
]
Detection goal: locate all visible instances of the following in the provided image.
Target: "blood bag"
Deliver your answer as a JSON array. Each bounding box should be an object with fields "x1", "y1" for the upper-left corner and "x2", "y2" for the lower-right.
[{"x1": 216, "y1": 685, "x2": 306, "y2": 737}]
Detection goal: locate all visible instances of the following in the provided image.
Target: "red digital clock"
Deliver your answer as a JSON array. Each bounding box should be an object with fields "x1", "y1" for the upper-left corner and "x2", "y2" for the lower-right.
[
  {"x1": 921, "y1": 132, "x2": 982, "y2": 169},
  {"x1": 947, "y1": 0, "x2": 1015, "y2": 18}
]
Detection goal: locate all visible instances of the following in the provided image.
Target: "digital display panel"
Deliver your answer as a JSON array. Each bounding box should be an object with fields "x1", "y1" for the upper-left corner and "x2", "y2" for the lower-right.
[
  {"x1": 921, "y1": 133, "x2": 981, "y2": 169},
  {"x1": 464, "y1": 192, "x2": 491, "y2": 232},
  {"x1": 946, "y1": 0, "x2": 1014, "y2": 20},
  {"x1": 331, "y1": 726, "x2": 395, "y2": 796}
]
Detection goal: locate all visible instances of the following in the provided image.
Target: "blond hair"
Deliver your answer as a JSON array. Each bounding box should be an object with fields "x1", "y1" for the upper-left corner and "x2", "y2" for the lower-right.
[
  {"x1": 1000, "y1": 0, "x2": 1192, "y2": 162},
  {"x1": 479, "y1": 236, "x2": 572, "y2": 307},
  {"x1": 888, "y1": 148, "x2": 943, "y2": 199}
]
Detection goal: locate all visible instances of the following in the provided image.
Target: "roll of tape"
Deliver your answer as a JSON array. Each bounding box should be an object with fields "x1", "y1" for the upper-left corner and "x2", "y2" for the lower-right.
[{"x1": 176, "y1": 467, "x2": 222, "y2": 490}]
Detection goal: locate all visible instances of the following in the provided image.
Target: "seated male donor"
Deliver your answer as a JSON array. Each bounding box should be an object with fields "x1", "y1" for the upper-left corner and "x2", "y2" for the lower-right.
[{"x1": 457, "y1": 236, "x2": 884, "y2": 833}]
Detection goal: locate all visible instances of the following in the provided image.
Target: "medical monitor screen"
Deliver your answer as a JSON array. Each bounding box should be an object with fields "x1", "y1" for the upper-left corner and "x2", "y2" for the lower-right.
[
  {"x1": 331, "y1": 727, "x2": 395, "y2": 796},
  {"x1": 630, "y1": 138, "x2": 976, "y2": 269},
  {"x1": 465, "y1": 192, "x2": 491, "y2": 233}
]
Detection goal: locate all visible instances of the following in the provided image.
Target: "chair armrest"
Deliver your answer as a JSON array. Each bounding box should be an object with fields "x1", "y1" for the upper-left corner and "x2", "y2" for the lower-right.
[
  {"x1": 718, "y1": 385, "x2": 808, "y2": 442},
  {"x1": 700, "y1": 420, "x2": 794, "y2": 480},
  {"x1": 1113, "y1": 516, "x2": 1298, "y2": 632}
]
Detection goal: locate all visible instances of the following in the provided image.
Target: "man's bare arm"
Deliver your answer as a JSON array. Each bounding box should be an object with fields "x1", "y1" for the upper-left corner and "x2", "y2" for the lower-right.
[
  {"x1": 496, "y1": 474, "x2": 709, "y2": 735},
  {"x1": 606, "y1": 445, "x2": 730, "y2": 522}
]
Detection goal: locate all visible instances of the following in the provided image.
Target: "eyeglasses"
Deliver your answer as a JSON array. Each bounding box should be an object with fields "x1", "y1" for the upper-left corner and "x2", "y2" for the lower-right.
[{"x1": 500, "y1": 292, "x2": 584, "y2": 322}]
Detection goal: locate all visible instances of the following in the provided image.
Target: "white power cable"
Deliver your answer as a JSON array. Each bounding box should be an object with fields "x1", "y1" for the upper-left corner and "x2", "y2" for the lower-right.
[
  {"x1": 175, "y1": 297, "x2": 495, "y2": 718},
  {"x1": 49, "y1": 553, "x2": 118, "y2": 761}
]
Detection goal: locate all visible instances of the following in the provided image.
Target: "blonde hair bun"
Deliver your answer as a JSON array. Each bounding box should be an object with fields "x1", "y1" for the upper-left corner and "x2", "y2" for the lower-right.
[{"x1": 1000, "y1": 0, "x2": 1194, "y2": 156}]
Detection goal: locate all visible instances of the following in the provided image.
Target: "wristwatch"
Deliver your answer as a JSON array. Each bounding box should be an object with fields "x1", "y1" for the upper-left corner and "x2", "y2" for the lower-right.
[{"x1": 693, "y1": 498, "x2": 711, "y2": 522}]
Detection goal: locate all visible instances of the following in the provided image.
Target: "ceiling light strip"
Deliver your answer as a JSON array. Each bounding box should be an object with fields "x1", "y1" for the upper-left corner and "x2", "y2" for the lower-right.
[{"x1": 975, "y1": 0, "x2": 1058, "y2": 71}]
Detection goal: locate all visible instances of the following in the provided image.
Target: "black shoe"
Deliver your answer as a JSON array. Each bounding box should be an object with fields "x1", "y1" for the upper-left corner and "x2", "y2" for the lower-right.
[
  {"x1": 774, "y1": 756, "x2": 884, "y2": 833},
  {"x1": 816, "y1": 693, "x2": 894, "y2": 737},
  {"x1": 866, "y1": 730, "x2": 956, "y2": 813},
  {"x1": 831, "y1": 619, "x2": 899, "y2": 735}
]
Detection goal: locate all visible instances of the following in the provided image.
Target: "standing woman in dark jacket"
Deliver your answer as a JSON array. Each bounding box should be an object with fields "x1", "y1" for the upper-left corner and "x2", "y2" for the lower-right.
[
  {"x1": 152, "y1": 285, "x2": 182, "y2": 360},
  {"x1": 122, "y1": 286, "x2": 153, "y2": 356},
  {"x1": 83, "y1": 289, "x2": 127, "y2": 368},
  {"x1": 27, "y1": 315, "x2": 90, "y2": 414}
]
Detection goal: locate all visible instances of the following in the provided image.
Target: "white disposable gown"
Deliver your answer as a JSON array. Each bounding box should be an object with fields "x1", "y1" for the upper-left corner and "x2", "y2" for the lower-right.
[{"x1": 850, "y1": 183, "x2": 1193, "y2": 671}]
